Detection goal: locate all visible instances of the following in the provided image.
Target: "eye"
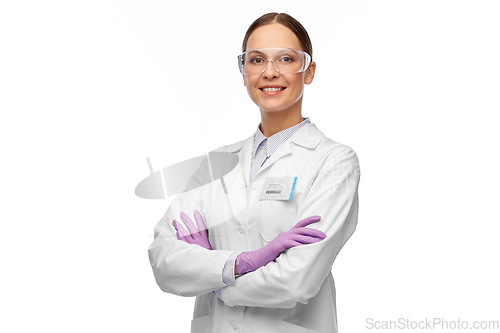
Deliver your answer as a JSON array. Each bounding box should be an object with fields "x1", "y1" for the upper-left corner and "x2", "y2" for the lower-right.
[
  {"x1": 279, "y1": 56, "x2": 294, "y2": 63},
  {"x1": 250, "y1": 57, "x2": 265, "y2": 64}
]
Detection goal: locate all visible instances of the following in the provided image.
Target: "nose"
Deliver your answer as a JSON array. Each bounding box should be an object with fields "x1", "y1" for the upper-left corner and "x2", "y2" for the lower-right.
[{"x1": 262, "y1": 59, "x2": 279, "y2": 79}]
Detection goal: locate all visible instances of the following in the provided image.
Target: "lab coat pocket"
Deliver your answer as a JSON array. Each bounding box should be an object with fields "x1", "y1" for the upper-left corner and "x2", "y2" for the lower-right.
[
  {"x1": 259, "y1": 200, "x2": 297, "y2": 242},
  {"x1": 280, "y1": 320, "x2": 319, "y2": 333},
  {"x1": 191, "y1": 314, "x2": 210, "y2": 333}
]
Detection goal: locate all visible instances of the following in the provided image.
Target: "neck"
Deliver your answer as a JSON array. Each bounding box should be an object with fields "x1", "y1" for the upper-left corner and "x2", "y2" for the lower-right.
[{"x1": 259, "y1": 99, "x2": 304, "y2": 137}]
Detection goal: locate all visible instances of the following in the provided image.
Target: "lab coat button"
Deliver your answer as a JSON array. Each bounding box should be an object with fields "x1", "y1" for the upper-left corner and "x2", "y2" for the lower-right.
[
  {"x1": 252, "y1": 183, "x2": 259, "y2": 190},
  {"x1": 238, "y1": 226, "x2": 245, "y2": 234},
  {"x1": 231, "y1": 320, "x2": 239, "y2": 329}
]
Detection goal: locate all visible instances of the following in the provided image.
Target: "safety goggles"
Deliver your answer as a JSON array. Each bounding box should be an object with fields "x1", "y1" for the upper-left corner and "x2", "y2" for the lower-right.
[{"x1": 237, "y1": 48, "x2": 312, "y2": 76}]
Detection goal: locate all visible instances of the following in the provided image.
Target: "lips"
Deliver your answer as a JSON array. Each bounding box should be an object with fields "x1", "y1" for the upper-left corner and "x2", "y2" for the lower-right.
[
  {"x1": 259, "y1": 85, "x2": 286, "y2": 91},
  {"x1": 259, "y1": 85, "x2": 287, "y2": 95}
]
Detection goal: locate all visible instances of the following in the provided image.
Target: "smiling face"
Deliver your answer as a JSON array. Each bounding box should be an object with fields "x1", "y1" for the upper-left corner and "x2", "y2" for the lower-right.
[{"x1": 243, "y1": 23, "x2": 316, "y2": 114}]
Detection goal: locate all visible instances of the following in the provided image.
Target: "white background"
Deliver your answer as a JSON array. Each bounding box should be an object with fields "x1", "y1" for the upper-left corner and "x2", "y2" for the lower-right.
[{"x1": 1, "y1": 1, "x2": 499, "y2": 332}]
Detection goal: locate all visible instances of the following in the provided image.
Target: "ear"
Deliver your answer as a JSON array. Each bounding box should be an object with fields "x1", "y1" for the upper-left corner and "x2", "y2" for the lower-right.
[
  {"x1": 242, "y1": 74, "x2": 247, "y2": 87},
  {"x1": 304, "y1": 62, "x2": 316, "y2": 85}
]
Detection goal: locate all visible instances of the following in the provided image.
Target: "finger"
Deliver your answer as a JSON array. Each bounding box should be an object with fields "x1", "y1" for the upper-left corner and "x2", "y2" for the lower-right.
[
  {"x1": 291, "y1": 234, "x2": 325, "y2": 244},
  {"x1": 282, "y1": 235, "x2": 323, "y2": 249},
  {"x1": 281, "y1": 239, "x2": 303, "y2": 249},
  {"x1": 288, "y1": 228, "x2": 327, "y2": 239},
  {"x1": 180, "y1": 212, "x2": 199, "y2": 238},
  {"x1": 175, "y1": 231, "x2": 185, "y2": 242},
  {"x1": 193, "y1": 210, "x2": 209, "y2": 239},
  {"x1": 173, "y1": 219, "x2": 191, "y2": 242},
  {"x1": 292, "y1": 215, "x2": 321, "y2": 229}
]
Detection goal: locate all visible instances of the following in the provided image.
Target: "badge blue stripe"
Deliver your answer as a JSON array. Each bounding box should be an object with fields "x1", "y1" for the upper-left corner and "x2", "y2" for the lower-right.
[{"x1": 289, "y1": 177, "x2": 298, "y2": 200}]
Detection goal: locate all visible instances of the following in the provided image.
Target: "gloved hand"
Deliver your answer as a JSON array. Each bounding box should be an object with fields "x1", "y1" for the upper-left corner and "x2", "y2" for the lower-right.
[
  {"x1": 173, "y1": 210, "x2": 220, "y2": 298},
  {"x1": 172, "y1": 210, "x2": 212, "y2": 250},
  {"x1": 236, "y1": 215, "x2": 326, "y2": 275}
]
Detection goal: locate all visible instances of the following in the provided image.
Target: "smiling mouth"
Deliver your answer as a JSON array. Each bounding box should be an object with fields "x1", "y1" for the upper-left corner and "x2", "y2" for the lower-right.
[{"x1": 259, "y1": 87, "x2": 286, "y2": 92}]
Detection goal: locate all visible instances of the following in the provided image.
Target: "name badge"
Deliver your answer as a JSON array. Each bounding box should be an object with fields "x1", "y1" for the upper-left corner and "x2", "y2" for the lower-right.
[{"x1": 259, "y1": 177, "x2": 298, "y2": 201}]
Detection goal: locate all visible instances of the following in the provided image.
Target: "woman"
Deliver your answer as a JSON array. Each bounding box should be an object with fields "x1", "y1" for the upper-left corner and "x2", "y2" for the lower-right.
[{"x1": 148, "y1": 12, "x2": 360, "y2": 333}]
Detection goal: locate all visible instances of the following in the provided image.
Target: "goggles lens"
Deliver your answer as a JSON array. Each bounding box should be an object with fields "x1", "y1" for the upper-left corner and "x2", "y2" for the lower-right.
[{"x1": 238, "y1": 48, "x2": 311, "y2": 75}]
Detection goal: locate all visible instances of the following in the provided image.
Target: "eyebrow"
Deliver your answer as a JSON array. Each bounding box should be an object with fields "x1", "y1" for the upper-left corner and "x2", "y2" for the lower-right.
[
  {"x1": 247, "y1": 49, "x2": 291, "y2": 56},
  {"x1": 247, "y1": 50, "x2": 266, "y2": 56}
]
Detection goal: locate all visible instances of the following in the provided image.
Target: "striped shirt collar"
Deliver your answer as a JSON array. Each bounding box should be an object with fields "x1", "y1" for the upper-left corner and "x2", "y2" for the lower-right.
[{"x1": 252, "y1": 117, "x2": 311, "y2": 158}]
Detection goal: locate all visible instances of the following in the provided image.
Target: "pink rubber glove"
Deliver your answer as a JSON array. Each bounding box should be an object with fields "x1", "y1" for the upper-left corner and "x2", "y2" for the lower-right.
[
  {"x1": 173, "y1": 210, "x2": 218, "y2": 297},
  {"x1": 236, "y1": 215, "x2": 326, "y2": 275},
  {"x1": 172, "y1": 210, "x2": 212, "y2": 250}
]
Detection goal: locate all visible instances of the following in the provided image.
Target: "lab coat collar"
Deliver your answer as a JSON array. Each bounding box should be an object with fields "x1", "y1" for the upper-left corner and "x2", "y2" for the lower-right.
[
  {"x1": 289, "y1": 122, "x2": 324, "y2": 149},
  {"x1": 252, "y1": 117, "x2": 311, "y2": 158},
  {"x1": 237, "y1": 122, "x2": 325, "y2": 187}
]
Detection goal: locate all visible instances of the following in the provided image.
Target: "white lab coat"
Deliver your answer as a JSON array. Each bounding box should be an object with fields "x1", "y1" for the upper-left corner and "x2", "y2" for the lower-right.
[{"x1": 148, "y1": 123, "x2": 360, "y2": 333}]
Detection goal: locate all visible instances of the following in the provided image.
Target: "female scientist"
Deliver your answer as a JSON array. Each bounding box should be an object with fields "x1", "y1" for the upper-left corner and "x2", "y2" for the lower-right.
[{"x1": 148, "y1": 12, "x2": 360, "y2": 333}]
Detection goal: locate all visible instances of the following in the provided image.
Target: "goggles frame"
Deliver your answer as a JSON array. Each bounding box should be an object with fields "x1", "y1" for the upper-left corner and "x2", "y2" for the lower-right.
[{"x1": 237, "y1": 48, "x2": 312, "y2": 76}]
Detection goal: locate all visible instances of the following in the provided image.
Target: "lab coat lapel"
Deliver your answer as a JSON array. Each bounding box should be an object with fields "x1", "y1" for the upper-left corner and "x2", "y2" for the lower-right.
[
  {"x1": 233, "y1": 123, "x2": 325, "y2": 187},
  {"x1": 253, "y1": 123, "x2": 325, "y2": 179},
  {"x1": 256, "y1": 141, "x2": 292, "y2": 176}
]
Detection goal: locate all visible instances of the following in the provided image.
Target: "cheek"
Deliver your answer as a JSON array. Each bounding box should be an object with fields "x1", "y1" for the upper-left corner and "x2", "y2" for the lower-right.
[
  {"x1": 287, "y1": 77, "x2": 305, "y2": 95},
  {"x1": 244, "y1": 78, "x2": 259, "y2": 98},
  {"x1": 284, "y1": 74, "x2": 305, "y2": 91}
]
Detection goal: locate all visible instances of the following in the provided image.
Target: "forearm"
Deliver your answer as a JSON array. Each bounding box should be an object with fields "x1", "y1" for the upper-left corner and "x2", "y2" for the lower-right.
[
  {"x1": 149, "y1": 189, "x2": 236, "y2": 296},
  {"x1": 222, "y1": 200, "x2": 358, "y2": 308},
  {"x1": 149, "y1": 231, "x2": 236, "y2": 296}
]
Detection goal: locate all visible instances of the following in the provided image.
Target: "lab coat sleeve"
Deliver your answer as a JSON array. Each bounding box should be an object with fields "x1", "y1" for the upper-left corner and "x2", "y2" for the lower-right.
[
  {"x1": 221, "y1": 146, "x2": 360, "y2": 308},
  {"x1": 148, "y1": 157, "x2": 236, "y2": 297},
  {"x1": 222, "y1": 252, "x2": 242, "y2": 286}
]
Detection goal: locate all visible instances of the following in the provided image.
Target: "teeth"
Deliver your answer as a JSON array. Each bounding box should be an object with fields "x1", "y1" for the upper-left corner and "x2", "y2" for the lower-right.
[{"x1": 262, "y1": 87, "x2": 284, "y2": 92}]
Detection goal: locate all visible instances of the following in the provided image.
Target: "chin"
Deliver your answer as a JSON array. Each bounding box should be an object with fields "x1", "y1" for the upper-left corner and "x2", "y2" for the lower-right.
[
  {"x1": 260, "y1": 105, "x2": 292, "y2": 113},
  {"x1": 258, "y1": 98, "x2": 302, "y2": 113}
]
